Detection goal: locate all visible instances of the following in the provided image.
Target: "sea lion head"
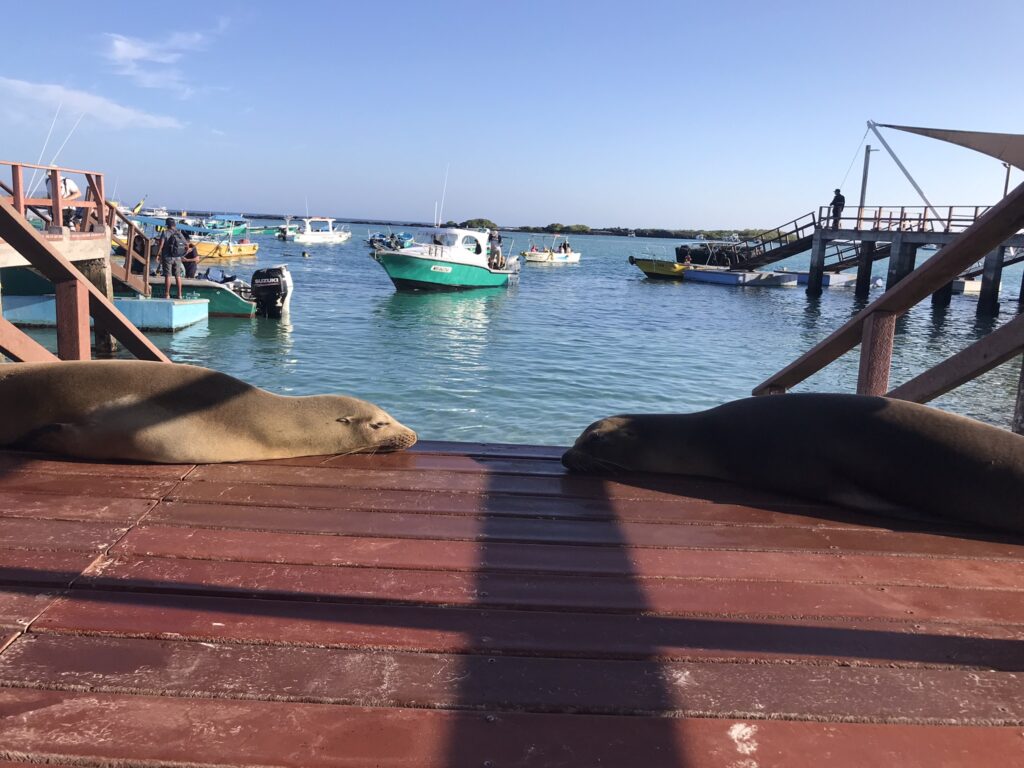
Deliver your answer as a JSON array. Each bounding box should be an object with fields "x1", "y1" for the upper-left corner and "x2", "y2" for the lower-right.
[
  {"x1": 309, "y1": 395, "x2": 418, "y2": 455},
  {"x1": 562, "y1": 415, "x2": 643, "y2": 474}
]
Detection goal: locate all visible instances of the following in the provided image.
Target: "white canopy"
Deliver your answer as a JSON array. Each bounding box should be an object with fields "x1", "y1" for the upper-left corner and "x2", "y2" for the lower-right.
[{"x1": 880, "y1": 123, "x2": 1024, "y2": 170}]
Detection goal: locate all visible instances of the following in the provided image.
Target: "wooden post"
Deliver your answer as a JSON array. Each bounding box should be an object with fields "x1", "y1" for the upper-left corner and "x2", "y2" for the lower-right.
[
  {"x1": 1013, "y1": 356, "x2": 1024, "y2": 435},
  {"x1": 932, "y1": 280, "x2": 954, "y2": 307},
  {"x1": 48, "y1": 169, "x2": 63, "y2": 231},
  {"x1": 856, "y1": 310, "x2": 896, "y2": 395},
  {"x1": 10, "y1": 164, "x2": 25, "y2": 215},
  {"x1": 806, "y1": 229, "x2": 826, "y2": 297},
  {"x1": 55, "y1": 279, "x2": 91, "y2": 360},
  {"x1": 885, "y1": 235, "x2": 917, "y2": 290},
  {"x1": 855, "y1": 242, "x2": 875, "y2": 298},
  {"x1": 977, "y1": 246, "x2": 1004, "y2": 317}
]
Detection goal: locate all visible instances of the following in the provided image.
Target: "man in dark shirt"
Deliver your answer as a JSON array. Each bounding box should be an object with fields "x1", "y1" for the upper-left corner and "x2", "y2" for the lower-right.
[{"x1": 830, "y1": 189, "x2": 845, "y2": 229}]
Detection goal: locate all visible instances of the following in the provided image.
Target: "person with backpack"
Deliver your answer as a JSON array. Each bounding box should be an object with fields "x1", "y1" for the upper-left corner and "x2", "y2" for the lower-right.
[{"x1": 156, "y1": 217, "x2": 188, "y2": 299}]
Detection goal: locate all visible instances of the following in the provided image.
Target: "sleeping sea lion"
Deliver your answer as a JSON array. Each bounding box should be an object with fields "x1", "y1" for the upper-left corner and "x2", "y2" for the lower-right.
[
  {"x1": 562, "y1": 394, "x2": 1024, "y2": 535},
  {"x1": 0, "y1": 360, "x2": 417, "y2": 463}
]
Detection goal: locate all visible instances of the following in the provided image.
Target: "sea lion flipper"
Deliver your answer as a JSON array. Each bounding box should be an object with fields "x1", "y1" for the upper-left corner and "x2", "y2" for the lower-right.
[{"x1": 11, "y1": 422, "x2": 76, "y2": 452}]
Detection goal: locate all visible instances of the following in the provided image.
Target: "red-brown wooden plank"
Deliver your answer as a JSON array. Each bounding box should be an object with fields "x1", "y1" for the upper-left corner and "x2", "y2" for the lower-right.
[
  {"x1": 0, "y1": 519, "x2": 129, "y2": 553},
  {"x1": 0, "y1": 590, "x2": 62, "y2": 627},
  {"x1": 113, "y1": 525, "x2": 1024, "y2": 589},
  {"x1": 0, "y1": 689, "x2": 1018, "y2": 767},
  {"x1": 409, "y1": 439, "x2": 567, "y2": 458},
  {"x1": 81, "y1": 555, "x2": 1024, "y2": 625},
  {"x1": 0, "y1": 550, "x2": 96, "y2": 586},
  {"x1": 168, "y1": 480, "x2": 882, "y2": 528},
  {"x1": 147, "y1": 501, "x2": 1024, "y2": 560},
  {"x1": 0, "y1": 471, "x2": 179, "y2": 500},
  {"x1": 260, "y1": 452, "x2": 568, "y2": 476},
  {"x1": 0, "y1": 492, "x2": 155, "y2": 523},
  {"x1": 0, "y1": 451, "x2": 194, "y2": 479},
  {"x1": 187, "y1": 463, "x2": 829, "y2": 506},
  {"x1": 2, "y1": 634, "x2": 1022, "y2": 723},
  {"x1": 32, "y1": 590, "x2": 1024, "y2": 668}
]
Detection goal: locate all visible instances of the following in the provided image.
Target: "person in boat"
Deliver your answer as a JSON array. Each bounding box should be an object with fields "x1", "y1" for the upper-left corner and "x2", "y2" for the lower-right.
[
  {"x1": 564, "y1": 240, "x2": 571, "y2": 253},
  {"x1": 182, "y1": 240, "x2": 201, "y2": 278},
  {"x1": 684, "y1": 254, "x2": 693, "y2": 265},
  {"x1": 530, "y1": 244, "x2": 538, "y2": 252}
]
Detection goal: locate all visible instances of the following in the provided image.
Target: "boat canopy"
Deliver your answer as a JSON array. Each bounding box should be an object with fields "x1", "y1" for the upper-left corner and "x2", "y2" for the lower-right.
[
  {"x1": 421, "y1": 227, "x2": 491, "y2": 251},
  {"x1": 880, "y1": 123, "x2": 1024, "y2": 171}
]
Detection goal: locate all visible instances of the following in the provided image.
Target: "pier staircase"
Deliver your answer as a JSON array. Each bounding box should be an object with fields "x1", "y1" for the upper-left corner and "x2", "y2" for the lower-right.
[
  {"x1": 106, "y1": 205, "x2": 152, "y2": 296},
  {"x1": 755, "y1": 181, "x2": 1024, "y2": 434},
  {"x1": 0, "y1": 159, "x2": 168, "y2": 363}
]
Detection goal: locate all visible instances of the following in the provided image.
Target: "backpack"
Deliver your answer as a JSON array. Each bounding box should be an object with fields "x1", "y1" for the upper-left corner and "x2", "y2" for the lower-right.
[{"x1": 164, "y1": 229, "x2": 187, "y2": 258}]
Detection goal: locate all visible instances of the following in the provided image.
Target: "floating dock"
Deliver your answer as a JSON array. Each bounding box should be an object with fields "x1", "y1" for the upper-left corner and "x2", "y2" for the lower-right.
[
  {"x1": 2, "y1": 294, "x2": 208, "y2": 330},
  {"x1": 0, "y1": 444, "x2": 1019, "y2": 765}
]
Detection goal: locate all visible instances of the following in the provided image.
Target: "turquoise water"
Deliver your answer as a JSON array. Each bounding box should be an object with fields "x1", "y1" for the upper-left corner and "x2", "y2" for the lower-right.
[{"x1": 20, "y1": 229, "x2": 1024, "y2": 444}]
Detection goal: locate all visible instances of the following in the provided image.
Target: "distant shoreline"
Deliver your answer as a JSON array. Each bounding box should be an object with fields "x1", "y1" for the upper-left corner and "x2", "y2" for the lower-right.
[{"x1": 178, "y1": 210, "x2": 765, "y2": 240}]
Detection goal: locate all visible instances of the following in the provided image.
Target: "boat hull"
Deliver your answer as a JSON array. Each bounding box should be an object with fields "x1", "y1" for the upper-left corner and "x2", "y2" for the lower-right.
[
  {"x1": 523, "y1": 251, "x2": 581, "y2": 264},
  {"x1": 289, "y1": 233, "x2": 352, "y2": 245},
  {"x1": 194, "y1": 241, "x2": 260, "y2": 259},
  {"x1": 374, "y1": 251, "x2": 512, "y2": 290},
  {"x1": 144, "y1": 277, "x2": 256, "y2": 317}
]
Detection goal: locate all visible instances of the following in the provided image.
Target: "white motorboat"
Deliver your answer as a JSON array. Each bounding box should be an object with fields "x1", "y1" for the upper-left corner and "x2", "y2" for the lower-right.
[
  {"x1": 522, "y1": 235, "x2": 581, "y2": 264},
  {"x1": 279, "y1": 217, "x2": 352, "y2": 245}
]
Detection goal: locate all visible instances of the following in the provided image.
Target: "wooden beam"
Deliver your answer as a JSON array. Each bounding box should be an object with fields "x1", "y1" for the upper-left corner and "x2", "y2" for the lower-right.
[
  {"x1": 856, "y1": 311, "x2": 896, "y2": 396},
  {"x1": 48, "y1": 169, "x2": 62, "y2": 229},
  {"x1": 888, "y1": 312, "x2": 1024, "y2": 404},
  {"x1": 55, "y1": 279, "x2": 91, "y2": 360},
  {"x1": 0, "y1": 317, "x2": 58, "y2": 362},
  {"x1": 10, "y1": 164, "x2": 24, "y2": 216},
  {"x1": 0, "y1": 197, "x2": 169, "y2": 362},
  {"x1": 752, "y1": 179, "x2": 1024, "y2": 395}
]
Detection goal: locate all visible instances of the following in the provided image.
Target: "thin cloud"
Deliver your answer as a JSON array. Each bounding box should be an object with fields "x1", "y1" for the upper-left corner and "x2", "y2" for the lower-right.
[
  {"x1": 104, "y1": 21, "x2": 227, "y2": 98},
  {"x1": 0, "y1": 76, "x2": 182, "y2": 129}
]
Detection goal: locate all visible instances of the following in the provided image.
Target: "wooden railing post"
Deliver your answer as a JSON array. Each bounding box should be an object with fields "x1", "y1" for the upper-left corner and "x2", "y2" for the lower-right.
[
  {"x1": 857, "y1": 311, "x2": 896, "y2": 396},
  {"x1": 10, "y1": 164, "x2": 25, "y2": 215},
  {"x1": 48, "y1": 168, "x2": 63, "y2": 230},
  {"x1": 55, "y1": 279, "x2": 91, "y2": 360}
]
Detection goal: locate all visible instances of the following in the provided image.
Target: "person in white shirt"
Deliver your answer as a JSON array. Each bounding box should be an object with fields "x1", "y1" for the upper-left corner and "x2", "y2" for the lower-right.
[{"x1": 44, "y1": 176, "x2": 81, "y2": 228}]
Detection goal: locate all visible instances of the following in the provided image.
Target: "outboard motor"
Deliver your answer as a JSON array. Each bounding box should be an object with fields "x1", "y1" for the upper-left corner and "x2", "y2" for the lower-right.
[{"x1": 250, "y1": 264, "x2": 293, "y2": 318}]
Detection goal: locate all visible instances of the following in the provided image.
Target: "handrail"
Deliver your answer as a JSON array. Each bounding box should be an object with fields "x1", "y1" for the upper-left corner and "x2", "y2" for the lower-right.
[
  {"x1": 0, "y1": 161, "x2": 106, "y2": 235},
  {"x1": 821, "y1": 204, "x2": 1002, "y2": 235},
  {"x1": 106, "y1": 204, "x2": 152, "y2": 295},
  {"x1": 0, "y1": 197, "x2": 168, "y2": 363},
  {"x1": 753, "y1": 180, "x2": 1024, "y2": 421}
]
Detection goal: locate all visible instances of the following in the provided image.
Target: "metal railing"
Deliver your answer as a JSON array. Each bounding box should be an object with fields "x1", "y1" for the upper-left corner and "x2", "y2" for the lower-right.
[
  {"x1": 755, "y1": 183, "x2": 1024, "y2": 434},
  {"x1": 746, "y1": 212, "x2": 817, "y2": 258}
]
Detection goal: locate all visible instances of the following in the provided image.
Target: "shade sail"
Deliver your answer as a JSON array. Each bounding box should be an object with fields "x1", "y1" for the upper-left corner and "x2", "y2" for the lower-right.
[{"x1": 880, "y1": 124, "x2": 1024, "y2": 170}]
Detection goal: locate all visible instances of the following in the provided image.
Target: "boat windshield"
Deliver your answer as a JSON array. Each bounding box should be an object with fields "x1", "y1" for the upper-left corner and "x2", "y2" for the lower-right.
[
  {"x1": 461, "y1": 234, "x2": 484, "y2": 253},
  {"x1": 309, "y1": 220, "x2": 333, "y2": 233}
]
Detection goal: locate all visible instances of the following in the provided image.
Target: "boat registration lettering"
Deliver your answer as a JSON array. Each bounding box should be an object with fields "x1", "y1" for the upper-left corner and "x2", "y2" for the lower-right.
[{"x1": 430, "y1": 265, "x2": 452, "y2": 273}]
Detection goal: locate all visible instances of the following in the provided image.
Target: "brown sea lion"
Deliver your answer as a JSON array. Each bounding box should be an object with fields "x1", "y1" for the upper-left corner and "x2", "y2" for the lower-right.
[
  {"x1": 0, "y1": 360, "x2": 417, "y2": 463},
  {"x1": 562, "y1": 394, "x2": 1024, "y2": 534}
]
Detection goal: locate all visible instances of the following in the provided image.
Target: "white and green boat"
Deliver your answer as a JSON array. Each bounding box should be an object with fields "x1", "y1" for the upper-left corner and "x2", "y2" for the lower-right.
[{"x1": 371, "y1": 227, "x2": 519, "y2": 291}]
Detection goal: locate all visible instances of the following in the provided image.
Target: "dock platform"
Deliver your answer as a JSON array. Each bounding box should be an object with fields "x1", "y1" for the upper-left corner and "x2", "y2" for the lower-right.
[
  {"x1": 2, "y1": 294, "x2": 208, "y2": 331},
  {"x1": 0, "y1": 443, "x2": 1021, "y2": 765}
]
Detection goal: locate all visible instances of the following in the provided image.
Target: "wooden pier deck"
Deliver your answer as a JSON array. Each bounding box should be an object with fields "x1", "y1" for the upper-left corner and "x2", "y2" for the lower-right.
[{"x1": 0, "y1": 442, "x2": 1021, "y2": 766}]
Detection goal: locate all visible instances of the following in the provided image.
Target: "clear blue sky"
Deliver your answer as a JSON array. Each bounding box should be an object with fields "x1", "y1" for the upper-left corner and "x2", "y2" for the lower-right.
[{"x1": 2, "y1": 0, "x2": 1021, "y2": 228}]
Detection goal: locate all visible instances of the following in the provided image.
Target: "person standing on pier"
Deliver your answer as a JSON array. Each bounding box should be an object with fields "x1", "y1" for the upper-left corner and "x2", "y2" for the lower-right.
[
  {"x1": 830, "y1": 189, "x2": 845, "y2": 229},
  {"x1": 156, "y1": 217, "x2": 188, "y2": 300}
]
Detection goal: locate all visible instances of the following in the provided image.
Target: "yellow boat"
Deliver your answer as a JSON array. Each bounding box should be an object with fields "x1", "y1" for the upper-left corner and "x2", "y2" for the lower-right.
[
  {"x1": 194, "y1": 240, "x2": 259, "y2": 259},
  {"x1": 628, "y1": 255, "x2": 730, "y2": 280}
]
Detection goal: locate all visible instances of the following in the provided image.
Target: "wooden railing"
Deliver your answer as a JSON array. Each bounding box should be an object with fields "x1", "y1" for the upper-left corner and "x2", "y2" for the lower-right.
[
  {"x1": 822, "y1": 205, "x2": 994, "y2": 234},
  {"x1": 746, "y1": 212, "x2": 817, "y2": 258},
  {"x1": 0, "y1": 160, "x2": 108, "y2": 236},
  {"x1": 106, "y1": 205, "x2": 152, "y2": 296},
  {"x1": 0, "y1": 198, "x2": 169, "y2": 363},
  {"x1": 754, "y1": 181, "x2": 1024, "y2": 434}
]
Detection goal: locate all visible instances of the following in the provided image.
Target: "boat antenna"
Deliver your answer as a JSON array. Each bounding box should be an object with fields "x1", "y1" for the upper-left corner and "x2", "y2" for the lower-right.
[
  {"x1": 304, "y1": 195, "x2": 309, "y2": 217},
  {"x1": 25, "y1": 103, "x2": 62, "y2": 201},
  {"x1": 27, "y1": 111, "x2": 86, "y2": 200},
  {"x1": 437, "y1": 163, "x2": 450, "y2": 227},
  {"x1": 434, "y1": 201, "x2": 438, "y2": 228}
]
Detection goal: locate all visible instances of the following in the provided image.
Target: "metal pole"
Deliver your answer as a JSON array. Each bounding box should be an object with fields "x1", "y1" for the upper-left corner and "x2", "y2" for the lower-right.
[
  {"x1": 858, "y1": 145, "x2": 876, "y2": 210},
  {"x1": 1004, "y1": 162, "x2": 1012, "y2": 198},
  {"x1": 867, "y1": 120, "x2": 943, "y2": 225}
]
